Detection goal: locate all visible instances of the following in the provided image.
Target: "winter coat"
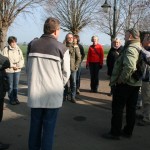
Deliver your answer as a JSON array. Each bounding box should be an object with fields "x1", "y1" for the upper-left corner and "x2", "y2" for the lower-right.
[
  {"x1": 2, "y1": 45, "x2": 24, "y2": 73},
  {"x1": 0, "y1": 54, "x2": 10, "y2": 99},
  {"x1": 66, "y1": 43, "x2": 81, "y2": 72},
  {"x1": 107, "y1": 46, "x2": 123, "y2": 76},
  {"x1": 86, "y1": 44, "x2": 104, "y2": 66},
  {"x1": 110, "y1": 39, "x2": 142, "y2": 87},
  {"x1": 27, "y1": 34, "x2": 70, "y2": 108}
]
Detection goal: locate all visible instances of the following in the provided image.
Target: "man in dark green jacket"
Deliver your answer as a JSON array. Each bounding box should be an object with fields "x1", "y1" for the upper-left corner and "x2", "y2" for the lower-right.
[
  {"x1": 104, "y1": 28, "x2": 142, "y2": 140},
  {"x1": 0, "y1": 53, "x2": 10, "y2": 149}
]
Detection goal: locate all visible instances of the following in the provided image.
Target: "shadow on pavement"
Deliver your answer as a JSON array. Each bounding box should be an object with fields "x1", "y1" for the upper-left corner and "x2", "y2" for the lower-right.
[{"x1": 18, "y1": 87, "x2": 28, "y2": 96}]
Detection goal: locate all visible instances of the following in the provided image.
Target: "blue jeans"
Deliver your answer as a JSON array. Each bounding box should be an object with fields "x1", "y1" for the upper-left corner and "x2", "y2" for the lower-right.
[
  {"x1": 7, "y1": 72, "x2": 20, "y2": 102},
  {"x1": 29, "y1": 108, "x2": 59, "y2": 150},
  {"x1": 70, "y1": 71, "x2": 77, "y2": 99}
]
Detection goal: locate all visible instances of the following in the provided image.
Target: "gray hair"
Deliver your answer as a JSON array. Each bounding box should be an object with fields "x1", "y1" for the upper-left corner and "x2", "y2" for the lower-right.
[
  {"x1": 126, "y1": 28, "x2": 140, "y2": 39},
  {"x1": 91, "y1": 35, "x2": 99, "y2": 42}
]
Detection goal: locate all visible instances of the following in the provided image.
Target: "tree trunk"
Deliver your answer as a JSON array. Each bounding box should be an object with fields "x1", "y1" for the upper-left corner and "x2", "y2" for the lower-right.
[
  {"x1": 110, "y1": 35, "x2": 114, "y2": 46},
  {"x1": 72, "y1": 29, "x2": 79, "y2": 35},
  {"x1": 0, "y1": 27, "x2": 8, "y2": 51}
]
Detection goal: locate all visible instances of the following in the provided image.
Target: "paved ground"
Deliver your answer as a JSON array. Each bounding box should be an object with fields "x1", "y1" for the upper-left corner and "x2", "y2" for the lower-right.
[{"x1": 0, "y1": 62, "x2": 150, "y2": 150}]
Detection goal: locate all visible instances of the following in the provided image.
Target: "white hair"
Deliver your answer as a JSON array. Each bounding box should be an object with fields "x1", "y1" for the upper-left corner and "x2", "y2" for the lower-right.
[{"x1": 113, "y1": 37, "x2": 121, "y2": 43}]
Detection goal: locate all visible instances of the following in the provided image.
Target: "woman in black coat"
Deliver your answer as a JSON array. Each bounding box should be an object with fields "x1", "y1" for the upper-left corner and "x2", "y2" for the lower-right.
[
  {"x1": 107, "y1": 38, "x2": 122, "y2": 76},
  {"x1": 106, "y1": 38, "x2": 122, "y2": 95}
]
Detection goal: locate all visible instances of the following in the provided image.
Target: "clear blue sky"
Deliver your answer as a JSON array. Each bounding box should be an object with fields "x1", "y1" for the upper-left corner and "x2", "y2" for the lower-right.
[{"x1": 8, "y1": 9, "x2": 111, "y2": 46}]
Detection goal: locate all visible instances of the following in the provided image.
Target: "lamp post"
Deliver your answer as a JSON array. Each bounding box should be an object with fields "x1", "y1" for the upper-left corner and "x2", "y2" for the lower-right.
[{"x1": 101, "y1": 0, "x2": 117, "y2": 40}]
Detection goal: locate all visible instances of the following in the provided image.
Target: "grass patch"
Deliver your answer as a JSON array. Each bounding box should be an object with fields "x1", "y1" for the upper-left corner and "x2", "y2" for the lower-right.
[
  {"x1": 84, "y1": 45, "x2": 110, "y2": 58},
  {"x1": 19, "y1": 44, "x2": 27, "y2": 57},
  {"x1": 19, "y1": 44, "x2": 110, "y2": 59}
]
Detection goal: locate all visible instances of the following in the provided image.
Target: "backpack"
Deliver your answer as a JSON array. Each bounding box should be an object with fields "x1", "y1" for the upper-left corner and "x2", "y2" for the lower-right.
[{"x1": 131, "y1": 46, "x2": 150, "y2": 81}]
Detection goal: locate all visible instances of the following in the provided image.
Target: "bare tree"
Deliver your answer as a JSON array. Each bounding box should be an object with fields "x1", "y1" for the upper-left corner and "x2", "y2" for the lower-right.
[
  {"x1": 138, "y1": 14, "x2": 150, "y2": 31},
  {"x1": 45, "y1": 0, "x2": 100, "y2": 34},
  {"x1": 96, "y1": 0, "x2": 150, "y2": 42},
  {"x1": 0, "y1": 0, "x2": 55, "y2": 50},
  {"x1": 95, "y1": 0, "x2": 123, "y2": 42},
  {"x1": 121, "y1": 0, "x2": 150, "y2": 30}
]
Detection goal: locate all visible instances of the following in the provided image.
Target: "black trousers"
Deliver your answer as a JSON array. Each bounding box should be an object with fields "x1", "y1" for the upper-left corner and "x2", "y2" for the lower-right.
[
  {"x1": 0, "y1": 98, "x2": 4, "y2": 122},
  {"x1": 89, "y1": 62, "x2": 100, "y2": 91},
  {"x1": 111, "y1": 84, "x2": 140, "y2": 136}
]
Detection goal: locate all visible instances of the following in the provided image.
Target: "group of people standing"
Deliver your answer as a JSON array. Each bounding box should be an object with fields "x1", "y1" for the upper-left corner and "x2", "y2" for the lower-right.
[
  {"x1": 105, "y1": 29, "x2": 150, "y2": 140},
  {"x1": 63, "y1": 34, "x2": 104, "y2": 103},
  {"x1": 0, "y1": 16, "x2": 105, "y2": 150},
  {"x1": 0, "y1": 16, "x2": 150, "y2": 150},
  {"x1": 63, "y1": 33, "x2": 82, "y2": 103},
  {"x1": 26, "y1": 17, "x2": 104, "y2": 150}
]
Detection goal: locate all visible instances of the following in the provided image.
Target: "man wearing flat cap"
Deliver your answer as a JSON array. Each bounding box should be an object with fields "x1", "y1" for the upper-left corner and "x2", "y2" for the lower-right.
[{"x1": 104, "y1": 28, "x2": 142, "y2": 140}]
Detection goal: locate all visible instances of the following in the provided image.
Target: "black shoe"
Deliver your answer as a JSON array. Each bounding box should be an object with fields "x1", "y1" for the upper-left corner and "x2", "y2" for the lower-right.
[
  {"x1": 90, "y1": 89, "x2": 95, "y2": 92},
  {"x1": 102, "y1": 132, "x2": 120, "y2": 140},
  {"x1": 9, "y1": 101, "x2": 17, "y2": 105},
  {"x1": 76, "y1": 89, "x2": 80, "y2": 95},
  {"x1": 136, "y1": 106, "x2": 142, "y2": 110},
  {"x1": 137, "y1": 120, "x2": 150, "y2": 126},
  {"x1": 0, "y1": 143, "x2": 9, "y2": 150},
  {"x1": 121, "y1": 130, "x2": 132, "y2": 138},
  {"x1": 70, "y1": 98, "x2": 76, "y2": 103},
  {"x1": 136, "y1": 114, "x2": 143, "y2": 120},
  {"x1": 107, "y1": 93, "x2": 112, "y2": 96},
  {"x1": 93, "y1": 89, "x2": 98, "y2": 93},
  {"x1": 63, "y1": 96, "x2": 68, "y2": 102},
  {"x1": 15, "y1": 99, "x2": 20, "y2": 104}
]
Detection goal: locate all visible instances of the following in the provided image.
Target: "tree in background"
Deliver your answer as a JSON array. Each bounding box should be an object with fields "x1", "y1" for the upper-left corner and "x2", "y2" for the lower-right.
[
  {"x1": 96, "y1": 0, "x2": 123, "y2": 42},
  {"x1": 45, "y1": 0, "x2": 100, "y2": 34},
  {"x1": 0, "y1": 0, "x2": 55, "y2": 50},
  {"x1": 121, "y1": 0, "x2": 150, "y2": 30},
  {"x1": 96, "y1": 0, "x2": 150, "y2": 42}
]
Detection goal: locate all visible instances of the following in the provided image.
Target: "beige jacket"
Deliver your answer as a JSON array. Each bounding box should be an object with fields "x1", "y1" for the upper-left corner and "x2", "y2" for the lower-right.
[{"x1": 2, "y1": 45, "x2": 24, "y2": 73}]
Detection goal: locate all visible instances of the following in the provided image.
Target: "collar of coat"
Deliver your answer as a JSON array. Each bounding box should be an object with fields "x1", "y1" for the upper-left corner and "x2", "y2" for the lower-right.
[
  {"x1": 124, "y1": 39, "x2": 140, "y2": 48},
  {"x1": 66, "y1": 42, "x2": 74, "y2": 54},
  {"x1": 66, "y1": 42, "x2": 73, "y2": 48},
  {"x1": 40, "y1": 34, "x2": 56, "y2": 40}
]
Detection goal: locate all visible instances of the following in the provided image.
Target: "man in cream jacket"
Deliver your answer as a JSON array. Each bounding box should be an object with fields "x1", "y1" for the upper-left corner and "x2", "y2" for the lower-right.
[{"x1": 27, "y1": 17, "x2": 70, "y2": 150}]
